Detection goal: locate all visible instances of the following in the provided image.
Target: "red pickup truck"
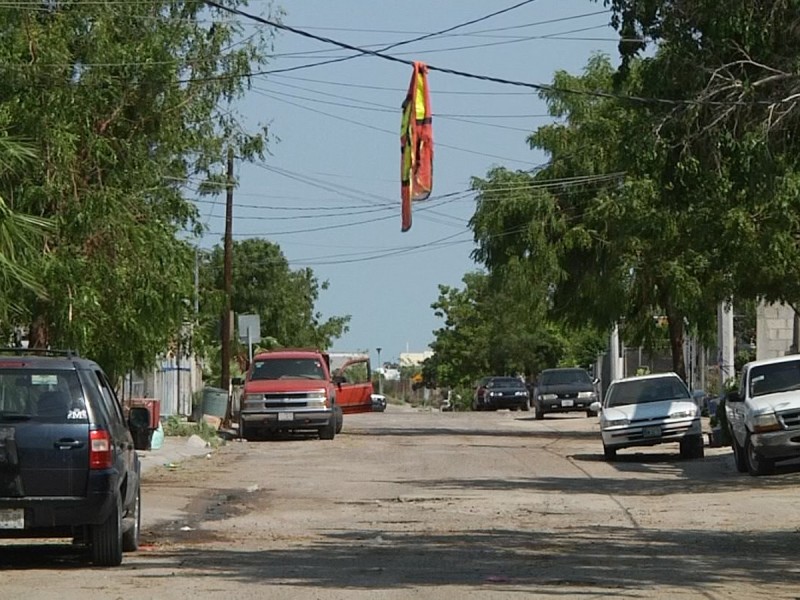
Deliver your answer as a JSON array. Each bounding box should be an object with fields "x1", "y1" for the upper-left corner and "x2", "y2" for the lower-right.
[{"x1": 239, "y1": 349, "x2": 373, "y2": 441}]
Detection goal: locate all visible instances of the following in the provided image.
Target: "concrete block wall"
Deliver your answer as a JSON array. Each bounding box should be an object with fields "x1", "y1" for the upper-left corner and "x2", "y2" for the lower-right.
[{"x1": 756, "y1": 302, "x2": 796, "y2": 360}]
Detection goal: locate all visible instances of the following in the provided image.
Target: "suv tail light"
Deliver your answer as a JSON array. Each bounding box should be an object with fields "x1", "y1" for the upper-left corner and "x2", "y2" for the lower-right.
[{"x1": 89, "y1": 430, "x2": 113, "y2": 470}]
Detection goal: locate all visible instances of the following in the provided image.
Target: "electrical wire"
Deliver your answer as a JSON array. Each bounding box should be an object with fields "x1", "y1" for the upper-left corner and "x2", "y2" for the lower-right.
[
  {"x1": 203, "y1": 0, "x2": 788, "y2": 108},
  {"x1": 250, "y1": 86, "x2": 536, "y2": 166},
  {"x1": 242, "y1": 0, "x2": 543, "y2": 76}
]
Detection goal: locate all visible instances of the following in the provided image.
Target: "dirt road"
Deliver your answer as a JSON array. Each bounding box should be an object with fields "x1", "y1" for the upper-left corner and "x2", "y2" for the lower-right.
[{"x1": 2, "y1": 405, "x2": 799, "y2": 599}]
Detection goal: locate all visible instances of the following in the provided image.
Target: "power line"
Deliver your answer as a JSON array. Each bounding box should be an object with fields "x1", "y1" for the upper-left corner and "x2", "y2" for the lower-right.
[
  {"x1": 244, "y1": 0, "x2": 542, "y2": 76},
  {"x1": 250, "y1": 87, "x2": 536, "y2": 166},
  {"x1": 203, "y1": 0, "x2": 785, "y2": 108}
]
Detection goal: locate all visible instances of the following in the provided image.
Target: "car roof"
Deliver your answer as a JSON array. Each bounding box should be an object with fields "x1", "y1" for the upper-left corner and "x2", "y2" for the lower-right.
[
  {"x1": 609, "y1": 372, "x2": 683, "y2": 384},
  {"x1": 541, "y1": 367, "x2": 587, "y2": 372},
  {"x1": 743, "y1": 354, "x2": 800, "y2": 369},
  {"x1": 0, "y1": 349, "x2": 94, "y2": 370}
]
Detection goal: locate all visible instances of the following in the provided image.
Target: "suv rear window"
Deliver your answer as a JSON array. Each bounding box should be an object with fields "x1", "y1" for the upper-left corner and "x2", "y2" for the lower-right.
[{"x1": 0, "y1": 369, "x2": 88, "y2": 423}]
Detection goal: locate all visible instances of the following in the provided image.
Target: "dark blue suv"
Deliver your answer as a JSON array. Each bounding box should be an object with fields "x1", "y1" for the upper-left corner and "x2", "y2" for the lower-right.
[{"x1": 0, "y1": 349, "x2": 147, "y2": 566}]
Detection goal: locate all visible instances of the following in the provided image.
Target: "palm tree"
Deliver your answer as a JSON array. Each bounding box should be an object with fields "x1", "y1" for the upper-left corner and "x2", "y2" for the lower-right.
[{"x1": 0, "y1": 136, "x2": 51, "y2": 322}]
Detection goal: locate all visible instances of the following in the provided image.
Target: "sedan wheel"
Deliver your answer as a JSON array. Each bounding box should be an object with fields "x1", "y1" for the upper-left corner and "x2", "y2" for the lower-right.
[{"x1": 603, "y1": 444, "x2": 617, "y2": 461}]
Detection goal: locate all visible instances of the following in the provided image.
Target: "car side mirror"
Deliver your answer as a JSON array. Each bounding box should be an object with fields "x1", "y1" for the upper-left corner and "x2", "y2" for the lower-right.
[
  {"x1": 332, "y1": 374, "x2": 345, "y2": 386},
  {"x1": 726, "y1": 390, "x2": 741, "y2": 403},
  {"x1": 128, "y1": 407, "x2": 152, "y2": 451},
  {"x1": 231, "y1": 376, "x2": 245, "y2": 386},
  {"x1": 592, "y1": 378, "x2": 599, "y2": 386},
  {"x1": 589, "y1": 401, "x2": 602, "y2": 413}
]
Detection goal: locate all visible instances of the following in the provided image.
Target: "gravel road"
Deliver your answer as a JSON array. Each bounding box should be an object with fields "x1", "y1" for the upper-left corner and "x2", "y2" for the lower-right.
[{"x1": 2, "y1": 405, "x2": 799, "y2": 599}]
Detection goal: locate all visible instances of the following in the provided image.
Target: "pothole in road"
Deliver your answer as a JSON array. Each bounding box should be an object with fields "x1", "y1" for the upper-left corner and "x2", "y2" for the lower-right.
[{"x1": 143, "y1": 485, "x2": 268, "y2": 547}]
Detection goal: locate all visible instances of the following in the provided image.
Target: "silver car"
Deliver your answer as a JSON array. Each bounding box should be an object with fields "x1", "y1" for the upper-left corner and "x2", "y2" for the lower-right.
[{"x1": 591, "y1": 372, "x2": 704, "y2": 461}]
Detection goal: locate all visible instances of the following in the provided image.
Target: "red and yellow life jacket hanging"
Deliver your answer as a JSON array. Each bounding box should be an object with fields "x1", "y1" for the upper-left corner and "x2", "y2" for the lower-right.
[{"x1": 400, "y1": 61, "x2": 433, "y2": 232}]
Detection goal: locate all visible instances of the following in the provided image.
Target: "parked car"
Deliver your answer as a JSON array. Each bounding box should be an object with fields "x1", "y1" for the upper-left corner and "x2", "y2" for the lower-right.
[
  {"x1": 725, "y1": 355, "x2": 800, "y2": 476},
  {"x1": 533, "y1": 367, "x2": 599, "y2": 419},
  {"x1": 473, "y1": 376, "x2": 529, "y2": 411},
  {"x1": 0, "y1": 348, "x2": 149, "y2": 566},
  {"x1": 371, "y1": 393, "x2": 387, "y2": 412},
  {"x1": 590, "y1": 372, "x2": 704, "y2": 461}
]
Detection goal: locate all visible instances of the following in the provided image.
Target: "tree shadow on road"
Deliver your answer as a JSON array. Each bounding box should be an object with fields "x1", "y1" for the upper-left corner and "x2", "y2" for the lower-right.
[{"x1": 120, "y1": 525, "x2": 799, "y2": 593}]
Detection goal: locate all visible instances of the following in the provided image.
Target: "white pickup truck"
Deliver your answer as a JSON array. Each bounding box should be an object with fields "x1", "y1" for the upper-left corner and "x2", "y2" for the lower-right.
[{"x1": 726, "y1": 355, "x2": 800, "y2": 476}]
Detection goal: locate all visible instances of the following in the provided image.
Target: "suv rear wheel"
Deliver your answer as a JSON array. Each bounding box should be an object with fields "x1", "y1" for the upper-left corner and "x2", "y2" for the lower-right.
[
  {"x1": 91, "y1": 495, "x2": 123, "y2": 566},
  {"x1": 122, "y1": 484, "x2": 141, "y2": 552}
]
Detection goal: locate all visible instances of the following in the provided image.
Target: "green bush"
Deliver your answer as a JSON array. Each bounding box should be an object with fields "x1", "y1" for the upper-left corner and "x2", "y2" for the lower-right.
[{"x1": 162, "y1": 415, "x2": 223, "y2": 447}]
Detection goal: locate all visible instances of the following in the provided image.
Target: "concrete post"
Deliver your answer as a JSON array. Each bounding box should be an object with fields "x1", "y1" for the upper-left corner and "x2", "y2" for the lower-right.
[{"x1": 718, "y1": 301, "x2": 735, "y2": 387}]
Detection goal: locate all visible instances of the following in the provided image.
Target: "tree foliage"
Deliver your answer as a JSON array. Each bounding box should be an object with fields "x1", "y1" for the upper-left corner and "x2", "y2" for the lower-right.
[
  {"x1": 599, "y1": 0, "x2": 800, "y2": 309},
  {"x1": 0, "y1": 136, "x2": 52, "y2": 324},
  {"x1": 197, "y1": 238, "x2": 350, "y2": 358},
  {"x1": 0, "y1": 1, "x2": 279, "y2": 379},
  {"x1": 427, "y1": 270, "x2": 568, "y2": 388}
]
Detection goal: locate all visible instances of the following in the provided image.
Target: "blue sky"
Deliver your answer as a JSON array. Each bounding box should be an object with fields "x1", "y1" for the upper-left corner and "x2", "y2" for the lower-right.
[{"x1": 198, "y1": 0, "x2": 622, "y2": 366}]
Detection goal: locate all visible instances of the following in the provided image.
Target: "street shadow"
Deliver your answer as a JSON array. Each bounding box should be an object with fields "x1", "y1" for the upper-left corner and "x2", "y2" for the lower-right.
[
  {"x1": 346, "y1": 427, "x2": 599, "y2": 441},
  {"x1": 119, "y1": 525, "x2": 799, "y2": 591},
  {"x1": 0, "y1": 543, "x2": 90, "y2": 570}
]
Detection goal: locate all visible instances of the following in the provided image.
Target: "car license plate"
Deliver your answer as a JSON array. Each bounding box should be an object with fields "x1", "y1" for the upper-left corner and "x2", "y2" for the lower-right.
[
  {"x1": 277, "y1": 412, "x2": 293, "y2": 422},
  {"x1": 642, "y1": 425, "x2": 661, "y2": 439},
  {"x1": 0, "y1": 508, "x2": 24, "y2": 529},
  {"x1": 561, "y1": 399, "x2": 574, "y2": 407}
]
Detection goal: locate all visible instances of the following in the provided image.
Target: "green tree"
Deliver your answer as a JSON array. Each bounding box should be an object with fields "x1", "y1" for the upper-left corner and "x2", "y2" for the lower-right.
[
  {"x1": 428, "y1": 270, "x2": 562, "y2": 387},
  {"x1": 0, "y1": 136, "x2": 52, "y2": 324},
  {"x1": 198, "y1": 238, "x2": 350, "y2": 357},
  {"x1": 0, "y1": 1, "x2": 280, "y2": 379},
  {"x1": 472, "y1": 55, "x2": 725, "y2": 380},
  {"x1": 597, "y1": 0, "x2": 800, "y2": 311}
]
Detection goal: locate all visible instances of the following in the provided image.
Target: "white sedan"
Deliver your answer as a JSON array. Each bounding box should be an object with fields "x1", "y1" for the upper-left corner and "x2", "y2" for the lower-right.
[{"x1": 591, "y1": 372, "x2": 704, "y2": 461}]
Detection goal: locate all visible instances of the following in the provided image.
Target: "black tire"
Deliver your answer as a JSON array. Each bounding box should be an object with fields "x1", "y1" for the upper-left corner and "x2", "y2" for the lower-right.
[
  {"x1": 603, "y1": 445, "x2": 617, "y2": 461},
  {"x1": 746, "y1": 434, "x2": 775, "y2": 476},
  {"x1": 122, "y1": 484, "x2": 141, "y2": 552},
  {"x1": 680, "y1": 434, "x2": 705, "y2": 460},
  {"x1": 521, "y1": 402, "x2": 530, "y2": 412},
  {"x1": 586, "y1": 410, "x2": 596, "y2": 418},
  {"x1": 535, "y1": 406, "x2": 545, "y2": 421},
  {"x1": 334, "y1": 406, "x2": 343, "y2": 434},
  {"x1": 241, "y1": 423, "x2": 256, "y2": 442},
  {"x1": 91, "y1": 495, "x2": 123, "y2": 566},
  {"x1": 731, "y1": 435, "x2": 748, "y2": 473},
  {"x1": 319, "y1": 416, "x2": 336, "y2": 440}
]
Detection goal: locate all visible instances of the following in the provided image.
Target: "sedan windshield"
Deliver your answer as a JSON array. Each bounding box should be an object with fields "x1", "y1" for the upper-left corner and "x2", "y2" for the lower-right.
[
  {"x1": 487, "y1": 377, "x2": 525, "y2": 389},
  {"x1": 540, "y1": 369, "x2": 592, "y2": 385},
  {"x1": 606, "y1": 377, "x2": 690, "y2": 408}
]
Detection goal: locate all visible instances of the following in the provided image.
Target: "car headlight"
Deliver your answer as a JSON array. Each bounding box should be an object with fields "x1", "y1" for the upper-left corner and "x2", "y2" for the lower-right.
[
  {"x1": 669, "y1": 408, "x2": 697, "y2": 419},
  {"x1": 514, "y1": 391, "x2": 528, "y2": 397},
  {"x1": 540, "y1": 394, "x2": 557, "y2": 401},
  {"x1": 306, "y1": 391, "x2": 329, "y2": 408},
  {"x1": 577, "y1": 391, "x2": 595, "y2": 399},
  {"x1": 243, "y1": 393, "x2": 264, "y2": 403},
  {"x1": 603, "y1": 417, "x2": 630, "y2": 427},
  {"x1": 489, "y1": 391, "x2": 501, "y2": 397},
  {"x1": 752, "y1": 412, "x2": 782, "y2": 433}
]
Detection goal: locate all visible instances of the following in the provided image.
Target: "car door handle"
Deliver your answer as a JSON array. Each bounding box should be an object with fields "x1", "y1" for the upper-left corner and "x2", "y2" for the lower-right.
[{"x1": 54, "y1": 439, "x2": 84, "y2": 450}]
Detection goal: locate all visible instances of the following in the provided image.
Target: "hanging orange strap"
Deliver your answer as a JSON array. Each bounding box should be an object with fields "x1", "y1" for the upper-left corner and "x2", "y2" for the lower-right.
[{"x1": 401, "y1": 61, "x2": 433, "y2": 232}]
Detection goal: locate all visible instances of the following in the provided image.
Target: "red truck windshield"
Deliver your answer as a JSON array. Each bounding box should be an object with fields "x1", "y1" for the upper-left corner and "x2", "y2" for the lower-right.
[{"x1": 250, "y1": 358, "x2": 326, "y2": 381}]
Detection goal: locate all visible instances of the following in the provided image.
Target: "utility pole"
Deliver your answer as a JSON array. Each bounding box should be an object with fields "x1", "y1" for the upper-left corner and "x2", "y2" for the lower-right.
[
  {"x1": 376, "y1": 347, "x2": 383, "y2": 395},
  {"x1": 220, "y1": 147, "x2": 234, "y2": 392}
]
